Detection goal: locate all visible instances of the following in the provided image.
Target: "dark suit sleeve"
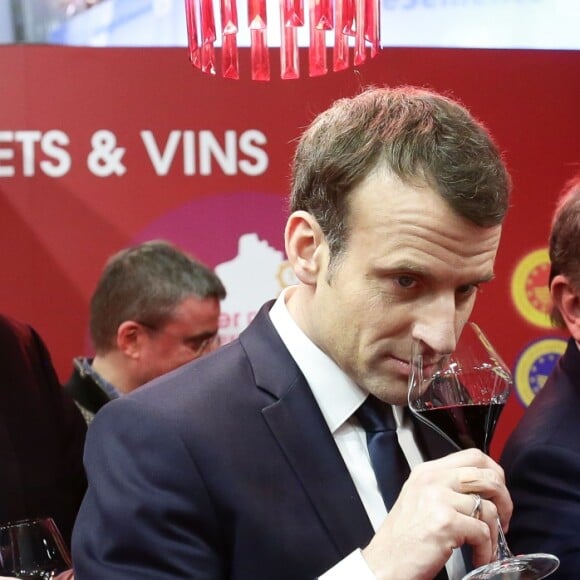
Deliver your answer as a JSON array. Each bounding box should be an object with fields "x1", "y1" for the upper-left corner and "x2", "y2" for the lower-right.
[
  {"x1": 72, "y1": 396, "x2": 226, "y2": 580},
  {"x1": 504, "y1": 443, "x2": 580, "y2": 577}
]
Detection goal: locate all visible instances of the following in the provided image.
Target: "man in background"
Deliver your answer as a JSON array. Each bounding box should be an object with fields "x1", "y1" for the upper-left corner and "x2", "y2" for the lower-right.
[
  {"x1": 0, "y1": 314, "x2": 86, "y2": 549},
  {"x1": 501, "y1": 171, "x2": 580, "y2": 576},
  {"x1": 65, "y1": 240, "x2": 226, "y2": 423}
]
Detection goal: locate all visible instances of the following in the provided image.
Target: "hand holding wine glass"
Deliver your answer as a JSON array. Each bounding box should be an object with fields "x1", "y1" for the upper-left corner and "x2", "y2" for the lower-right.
[
  {"x1": 0, "y1": 517, "x2": 71, "y2": 579},
  {"x1": 408, "y1": 322, "x2": 560, "y2": 580}
]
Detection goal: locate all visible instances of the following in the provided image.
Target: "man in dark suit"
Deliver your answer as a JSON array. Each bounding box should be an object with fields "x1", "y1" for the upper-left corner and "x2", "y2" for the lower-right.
[
  {"x1": 0, "y1": 314, "x2": 87, "y2": 549},
  {"x1": 73, "y1": 86, "x2": 513, "y2": 579},
  {"x1": 64, "y1": 240, "x2": 226, "y2": 423},
  {"x1": 501, "y1": 172, "x2": 580, "y2": 577}
]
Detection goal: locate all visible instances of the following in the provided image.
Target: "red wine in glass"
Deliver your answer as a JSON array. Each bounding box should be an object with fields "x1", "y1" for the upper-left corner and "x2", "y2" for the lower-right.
[
  {"x1": 416, "y1": 402, "x2": 504, "y2": 454},
  {"x1": 408, "y1": 322, "x2": 560, "y2": 580}
]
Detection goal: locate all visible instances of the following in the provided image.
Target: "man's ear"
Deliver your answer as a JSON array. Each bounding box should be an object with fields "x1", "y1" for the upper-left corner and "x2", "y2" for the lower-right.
[
  {"x1": 116, "y1": 321, "x2": 144, "y2": 359},
  {"x1": 284, "y1": 211, "x2": 327, "y2": 285},
  {"x1": 550, "y1": 274, "x2": 580, "y2": 339}
]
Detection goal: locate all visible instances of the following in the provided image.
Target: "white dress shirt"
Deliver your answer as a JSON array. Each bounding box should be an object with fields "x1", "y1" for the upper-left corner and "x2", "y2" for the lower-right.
[{"x1": 269, "y1": 289, "x2": 466, "y2": 579}]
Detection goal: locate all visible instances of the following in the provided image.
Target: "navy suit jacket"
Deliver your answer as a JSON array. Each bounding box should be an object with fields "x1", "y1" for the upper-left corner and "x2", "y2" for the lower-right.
[
  {"x1": 0, "y1": 314, "x2": 87, "y2": 549},
  {"x1": 500, "y1": 338, "x2": 580, "y2": 578},
  {"x1": 73, "y1": 302, "x2": 457, "y2": 579}
]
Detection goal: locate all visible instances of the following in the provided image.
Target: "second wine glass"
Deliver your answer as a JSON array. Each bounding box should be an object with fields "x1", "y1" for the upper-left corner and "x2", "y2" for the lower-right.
[
  {"x1": 0, "y1": 517, "x2": 71, "y2": 579},
  {"x1": 408, "y1": 321, "x2": 559, "y2": 580}
]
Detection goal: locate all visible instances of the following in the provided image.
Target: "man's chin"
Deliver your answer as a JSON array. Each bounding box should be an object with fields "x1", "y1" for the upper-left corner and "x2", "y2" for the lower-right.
[{"x1": 364, "y1": 376, "x2": 409, "y2": 406}]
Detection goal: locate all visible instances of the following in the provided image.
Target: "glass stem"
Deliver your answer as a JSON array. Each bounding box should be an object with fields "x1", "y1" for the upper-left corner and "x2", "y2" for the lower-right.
[{"x1": 496, "y1": 518, "x2": 514, "y2": 560}]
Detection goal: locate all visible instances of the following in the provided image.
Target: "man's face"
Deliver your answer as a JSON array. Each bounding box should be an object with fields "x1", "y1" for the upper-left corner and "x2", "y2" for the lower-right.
[
  {"x1": 295, "y1": 169, "x2": 502, "y2": 405},
  {"x1": 136, "y1": 294, "x2": 221, "y2": 388}
]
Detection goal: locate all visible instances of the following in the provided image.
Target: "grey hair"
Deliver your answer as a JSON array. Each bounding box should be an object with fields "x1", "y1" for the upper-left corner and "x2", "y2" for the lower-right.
[{"x1": 89, "y1": 240, "x2": 226, "y2": 352}]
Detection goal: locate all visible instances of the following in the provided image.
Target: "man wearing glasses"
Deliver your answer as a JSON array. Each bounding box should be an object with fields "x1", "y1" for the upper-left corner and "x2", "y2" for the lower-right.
[{"x1": 64, "y1": 240, "x2": 226, "y2": 424}]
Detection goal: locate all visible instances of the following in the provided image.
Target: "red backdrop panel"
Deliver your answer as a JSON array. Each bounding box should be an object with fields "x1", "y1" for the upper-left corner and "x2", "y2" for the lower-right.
[{"x1": 0, "y1": 45, "x2": 579, "y2": 457}]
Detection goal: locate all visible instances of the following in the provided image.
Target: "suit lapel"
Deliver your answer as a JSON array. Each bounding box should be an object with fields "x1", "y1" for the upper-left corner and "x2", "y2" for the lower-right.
[
  {"x1": 262, "y1": 377, "x2": 375, "y2": 555},
  {"x1": 240, "y1": 303, "x2": 374, "y2": 556}
]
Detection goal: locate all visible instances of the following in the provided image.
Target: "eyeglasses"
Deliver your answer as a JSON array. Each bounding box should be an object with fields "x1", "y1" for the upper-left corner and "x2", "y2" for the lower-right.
[
  {"x1": 138, "y1": 322, "x2": 221, "y2": 357},
  {"x1": 189, "y1": 332, "x2": 221, "y2": 355}
]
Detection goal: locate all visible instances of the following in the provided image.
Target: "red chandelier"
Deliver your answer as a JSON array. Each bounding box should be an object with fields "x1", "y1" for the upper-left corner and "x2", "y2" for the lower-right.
[{"x1": 184, "y1": 0, "x2": 381, "y2": 80}]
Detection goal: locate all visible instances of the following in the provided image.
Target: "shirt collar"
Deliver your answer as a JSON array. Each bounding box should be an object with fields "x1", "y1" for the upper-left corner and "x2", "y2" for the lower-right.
[
  {"x1": 74, "y1": 356, "x2": 121, "y2": 401},
  {"x1": 269, "y1": 288, "x2": 367, "y2": 433}
]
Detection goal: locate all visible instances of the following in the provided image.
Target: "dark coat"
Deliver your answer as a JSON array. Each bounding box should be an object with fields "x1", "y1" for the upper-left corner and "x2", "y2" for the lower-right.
[
  {"x1": 0, "y1": 314, "x2": 87, "y2": 548},
  {"x1": 501, "y1": 337, "x2": 580, "y2": 578},
  {"x1": 64, "y1": 363, "x2": 113, "y2": 423}
]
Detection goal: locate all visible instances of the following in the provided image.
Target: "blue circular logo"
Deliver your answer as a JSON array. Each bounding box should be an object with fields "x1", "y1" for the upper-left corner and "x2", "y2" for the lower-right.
[{"x1": 513, "y1": 337, "x2": 567, "y2": 407}]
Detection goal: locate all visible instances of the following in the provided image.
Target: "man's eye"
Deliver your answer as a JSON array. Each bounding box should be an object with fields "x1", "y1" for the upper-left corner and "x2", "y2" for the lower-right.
[
  {"x1": 396, "y1": 276, "x2": 417, "y2": 289},
  {"x1": 457, "y1": 284, "x2": 479, "y2": 296}
]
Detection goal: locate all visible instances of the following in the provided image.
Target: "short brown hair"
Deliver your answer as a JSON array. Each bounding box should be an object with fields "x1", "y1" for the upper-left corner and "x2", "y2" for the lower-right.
[
  {"x1": 549, "y1": 172, "x2": 580, "y2": 328},
  {"x1": 291, "y1": 86, "x2": 511, "y2": 266}
]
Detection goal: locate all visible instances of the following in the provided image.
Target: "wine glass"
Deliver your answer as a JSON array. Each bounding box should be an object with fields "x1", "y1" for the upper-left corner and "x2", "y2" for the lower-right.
[
  {"x1": 0, "y1": 517, "x2": 71, "y2": 579},
  {"x1": 408, "y1": 321, "x2": 560, "y2": 580}
]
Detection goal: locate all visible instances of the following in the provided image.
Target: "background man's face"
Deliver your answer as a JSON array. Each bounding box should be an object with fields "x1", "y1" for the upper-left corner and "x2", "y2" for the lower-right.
[{"x1": 136, "y1": 295, "x2": 221, "y2": 387}]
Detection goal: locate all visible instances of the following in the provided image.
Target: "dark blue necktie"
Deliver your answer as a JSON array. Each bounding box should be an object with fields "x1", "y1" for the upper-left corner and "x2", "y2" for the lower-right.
[
  {"x1": 355, "y1": 395, "x2": 411, "y2": 511},
  {"x1": 356, "y1": 395, "x2": 449, "y2": 580}
]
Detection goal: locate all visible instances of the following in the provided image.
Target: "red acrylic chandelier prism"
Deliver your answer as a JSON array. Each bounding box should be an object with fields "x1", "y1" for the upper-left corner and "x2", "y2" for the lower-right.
[{"x1": 184, "y1": 0, "x2": 381, "y2": 80}]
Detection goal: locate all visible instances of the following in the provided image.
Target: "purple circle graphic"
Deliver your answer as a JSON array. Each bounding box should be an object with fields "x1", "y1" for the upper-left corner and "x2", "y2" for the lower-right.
[{"x1": 132, "y1": 191, "x2": 288, "y2": 268}]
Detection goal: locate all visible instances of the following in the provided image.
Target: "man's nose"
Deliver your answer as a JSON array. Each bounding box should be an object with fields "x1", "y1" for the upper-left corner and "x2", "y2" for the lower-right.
[{"x1": 411, "y1": 296, "x2": 461, "y2": 356}]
